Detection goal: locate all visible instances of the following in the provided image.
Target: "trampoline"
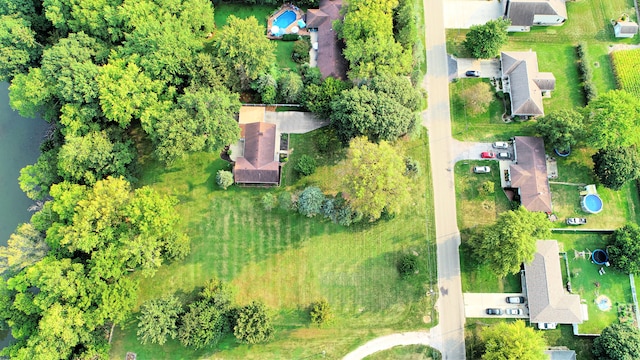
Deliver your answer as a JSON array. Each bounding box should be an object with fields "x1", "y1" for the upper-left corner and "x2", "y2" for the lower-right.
[
  {"x1": 582, "y1": 194, "x2": 603, "y2": 214},
  {"x1": 593, "y1": 249, "x2": 608, "y2": 265}
]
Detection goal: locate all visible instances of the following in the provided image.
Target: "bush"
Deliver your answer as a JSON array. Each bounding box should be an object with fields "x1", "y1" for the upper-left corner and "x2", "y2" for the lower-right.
[
  {"x1": 281, "y1": 34, "x2": 300, "y2": 41},
  {"x1": 297, "y1": 186, "x2": 325, "y2": 217},
  {"x1": 295, "y1": 155, "x2": 317, "y2": 176},
  {"x1": 404, "y1": 156, "x2": 420, "y2": 177},
  {"x1": 261, "y1": 193, "x2": 277, "y2": 210},
  {"x1": 278, "y1": 191, "x2": 292, "y2": 210},
  {"x1": 292, "y1": 39, "x2": 310, "y2": 64},
  {"x1": 320, "y1": 198, "x2": 336, "y2": 220},
  {"x1": 216, "y1": 170, "x2": 234, "y2": 190},
  {"x1": 397, "y1": 253, "x2": 419, "y2": 277},
  {"x1": 576, "y1": 43, "x2": 597, "y2": 103},
  {"x1": 310, "y1": 299, "x2": 333, "y2": 326}
]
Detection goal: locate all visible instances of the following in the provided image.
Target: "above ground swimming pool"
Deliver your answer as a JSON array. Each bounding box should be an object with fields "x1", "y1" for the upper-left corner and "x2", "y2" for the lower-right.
[
  {"x1": 273, "y1": 10, "x2": 297, "y2": 29},
  {"x1": 582, "y1": 194, "x2": 603, "y2": 214}
]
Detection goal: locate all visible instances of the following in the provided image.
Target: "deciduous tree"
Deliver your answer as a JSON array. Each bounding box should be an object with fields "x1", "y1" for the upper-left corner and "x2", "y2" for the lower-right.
[
  {"x1": 464, "y1": 18, "x2": 510, "y2": 59},
  {"x1": 0, "y1": 14, "x2": 41, "y2": 81},
  {"x1": 592, "y1": 147, "x2": 640, "y2": 190},
  {"x1": 233, "y1": 301, "x2": 274, "y2": 344},
  {"x1": 481, "y1": 320, "x2": 546, "y2": 360},
  {"x1": 535, "y1": 109, "x2": 584, "y2": 152},
  {"x1": 584, "y1": 90, "x2": 640, "y2": 149},
  {"x1": 0, "y1": 223, "x2": 48, "y2": 275},
  {"x1": 607, "y1": 224, "x2": 640, "y2": 274},
  {"x1": 593, "y1": 323, "x2": 640, "y2": 360},
  {"x1": 340, "y1": 137, "x2": 411, "y2": 221}
]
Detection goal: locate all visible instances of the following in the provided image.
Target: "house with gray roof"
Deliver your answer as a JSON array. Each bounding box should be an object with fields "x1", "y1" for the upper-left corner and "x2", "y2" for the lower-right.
[
  {"x1": 613, "y1": 20, "x2": 638, "y2": 38},
  {"x1": 524, "y1": 240, "x2": 585, "y2": 327},
  {"x1": 501, "y1": 51, "x2": 555, "y2": 117},
  {"x1": 504, "y1": 0, "x2": 567, "y2": 32},
  {"x1": 508, "y1": 136, "x2": 553, "y2": 213}
]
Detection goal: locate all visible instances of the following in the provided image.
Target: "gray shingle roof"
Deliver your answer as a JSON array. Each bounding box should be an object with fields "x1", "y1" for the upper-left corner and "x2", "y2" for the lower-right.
[
  {"x1": 502, "y1": 51, "x2": 555, "y2": 116},
  {"x1": 506, "y1": 0, "x2": 567, "y2": 26},
  {"x1": 510, "y1": 136, "x2": 553, "y2": 213},
  {"x1": 525, "y1": 240, "x2": 584, "y2": 325},
  {"x1": 615, "y1": 20, "x2": 639, "y2": 34}
]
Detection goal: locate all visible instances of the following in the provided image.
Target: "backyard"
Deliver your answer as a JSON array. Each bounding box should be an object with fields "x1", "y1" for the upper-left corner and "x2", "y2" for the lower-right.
[{"x1": 110, "y1": 130, "x2": 437, "y2": 359}]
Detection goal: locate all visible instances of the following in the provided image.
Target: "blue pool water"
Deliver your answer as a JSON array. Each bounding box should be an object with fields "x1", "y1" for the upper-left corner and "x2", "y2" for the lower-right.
[
  {"x1": 582, "y1": 194, "x2": 603, "y2": 214},
  {"x1": 274, "y1": 10, "x2": 297, "y2": 29}
]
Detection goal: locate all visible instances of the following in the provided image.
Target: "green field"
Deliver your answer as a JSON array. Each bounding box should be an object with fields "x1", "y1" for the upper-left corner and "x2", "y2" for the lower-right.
[
  {"x1": 110, "y1": 131, "x2": 437, "y2": 359},
  {"x1": 364, "y1": 345, "x2": 441, "y2": 360},
  {"x1": 611, "y1": 48, "x2": 640, "y2": 95}
]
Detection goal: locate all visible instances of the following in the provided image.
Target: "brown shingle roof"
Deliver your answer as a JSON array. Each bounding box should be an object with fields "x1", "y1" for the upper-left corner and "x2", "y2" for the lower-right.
[
  {"x1": 307, "y1": 0, "x2": 347, "y2": 79},
  {"x1": 234, "y1": 122, "x2": 280, "y2": 184},
  {"x1": 510, "y1": 136, "x2": 552, "y2": 212},
  {"x1": 525, "y1": 241, "x2": 584, "y2": 324},
  {"x1": 506, "y1": 0, "x2": 567, "y2": 26},
  {"x1": 502, "y1": 51, "x2": 555, "y2": 116}
]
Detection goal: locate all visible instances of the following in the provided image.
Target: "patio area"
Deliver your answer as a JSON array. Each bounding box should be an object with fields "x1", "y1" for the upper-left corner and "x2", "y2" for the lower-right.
[{"x1": 267, "y1": 4, "x2": 307, "y2": 38}]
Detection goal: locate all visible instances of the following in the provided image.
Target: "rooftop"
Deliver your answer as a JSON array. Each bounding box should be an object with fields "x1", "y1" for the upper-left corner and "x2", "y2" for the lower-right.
[{"x1": 510, "y1": 136, "x2": 553, "y2": 213}]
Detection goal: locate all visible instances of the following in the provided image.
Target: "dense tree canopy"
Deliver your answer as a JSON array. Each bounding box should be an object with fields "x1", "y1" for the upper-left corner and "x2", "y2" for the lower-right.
[
  {"x1": 535, "y1": 109, "x2": 584, "y2": 152},
  {"x1": 592, "y1": 147, "x2": 640, "y2": 190},
  {"x1": 0, "y1": 223, "x2": 48, "y2": 275},
  {"x1": 593, "y1": 323, "x2": 640, "y2": 360},
  {"x1": 0, "y1": 14, "x2": 41, "y2": 81},
  {"x1": 464, "y1": 18, "x2": 510, "y2": 59},
  {"x1": 607, "y1": 224, "x2": 640, "y2": 274},
  {"x1": 481, "y1": 320, "x2": 547, "y2": 360},
  {"x1": 137, "y1": 295, "x2": 184, "y2": 345},
  {"x1": 341, "y1": 137, "x2": 412, "y2": 221},
  {"x1": 470, "y1": 206, "x2": 551, "y2": 277},
  {"x1": 584, "y1": 90, "x2": 640, "y2": 149}
]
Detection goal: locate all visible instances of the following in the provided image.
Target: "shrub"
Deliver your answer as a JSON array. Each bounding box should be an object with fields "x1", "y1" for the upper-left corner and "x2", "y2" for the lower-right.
[
  {"x1": 281, "y1": 34, "x2": 300, "y2": 41},
  {"x1": 321, "y1": 198, "x2": 336, "y2": 220},
  {"x1": 404, "y1": 156, "x2": 420, "y2": 177},
  {"x1": 397, "y1": 253, "x2": 419, "y2": 277},
  {"x1": 278, "y1": 191, "x2": 292, "y2": 210},
  {"x1": 576, "y1": 43, "x2": 597, "y2": 103},
  {"x1": 310, "y1": 299, "x2": 333, "y2": 326},
  {"x1": 216, "y1": 170, "x2": 234, "y2": 190},
  {"x1": 295, "y1": 155, "x2": 317, "y2": 176},
  {"x1": 261, "y1": 193, "x2": 277, "y2": 210},
  {"x1": 297, "y1": 186, "x2": 325, "y2": 217},
  {"x1": 292, "y1": 39, "x2": 310, "y2": 64}
]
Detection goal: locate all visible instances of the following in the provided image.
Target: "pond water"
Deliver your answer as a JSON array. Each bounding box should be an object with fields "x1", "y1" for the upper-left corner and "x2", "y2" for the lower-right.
[{"x1": 0, "y1": 81, "x2": 48, "y2": 349}]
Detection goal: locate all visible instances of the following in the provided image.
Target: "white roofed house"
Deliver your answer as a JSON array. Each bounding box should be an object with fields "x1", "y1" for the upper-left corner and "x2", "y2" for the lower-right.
[
  {"x1": 504, "y1": 0, "x2": 567, "y2": 32},
  {"x1": 501, "y1": 51, "x2": 555, "y2": 118}
]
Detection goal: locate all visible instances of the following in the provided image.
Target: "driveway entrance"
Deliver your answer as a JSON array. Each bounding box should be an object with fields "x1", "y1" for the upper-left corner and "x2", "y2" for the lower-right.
[{"x1": 464, "y1": 293, "x2": 529, "y2": 318}]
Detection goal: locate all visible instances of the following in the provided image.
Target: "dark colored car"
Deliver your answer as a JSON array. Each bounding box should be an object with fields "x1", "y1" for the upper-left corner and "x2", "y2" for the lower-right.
[
  {"x1": 486, "y1": 308, "x2": 502, "y2": 315},
  {"x1": 466, "y1": 70, "x2": 480, "y2": 77}
]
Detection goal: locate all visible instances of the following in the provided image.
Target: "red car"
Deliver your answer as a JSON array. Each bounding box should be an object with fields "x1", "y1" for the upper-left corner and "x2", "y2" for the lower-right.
[{"x1": 481, "y1": 151, "x2": 495, "y2": 159}]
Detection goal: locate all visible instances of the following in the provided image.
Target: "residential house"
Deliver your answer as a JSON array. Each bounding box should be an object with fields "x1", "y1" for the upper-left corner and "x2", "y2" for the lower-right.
[
  {"x1": 507, "y1": 136, "x2": 553, "y2": 213},
  {"x1": 306, "y1": 0, "x2": 347, "y2": 79},
  {"x1": 232, "y1": 107, "x2": 280, "y2": 185},
  {"x1": 504, "y1": 0, "x2": 567, "y2": 32},
  {"x1": 525, "y1": 240, "x2": 586, "y2": 327},
  {"x1": 613, "y1": 20, "x2": 638, "y2": 38},
  {"x1": 501, "y1": 51, "x2": 555, "y2": 117}
]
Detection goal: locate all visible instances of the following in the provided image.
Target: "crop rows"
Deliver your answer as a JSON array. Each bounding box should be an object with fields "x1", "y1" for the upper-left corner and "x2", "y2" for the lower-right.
[{"x1": 611, "y1": 49, "x2": 640, "y2": 96}]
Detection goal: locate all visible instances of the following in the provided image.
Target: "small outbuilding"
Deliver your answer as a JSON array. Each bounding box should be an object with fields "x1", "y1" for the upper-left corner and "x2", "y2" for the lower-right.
[{"x1": 613, "y1": 20, "x2": 638, "y2": 38}]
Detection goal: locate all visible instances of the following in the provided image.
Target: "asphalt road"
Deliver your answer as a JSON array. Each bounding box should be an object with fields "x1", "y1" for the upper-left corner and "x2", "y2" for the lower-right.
[{"x1": 423, "y1": 0, "x2": 467, "y2": 356}]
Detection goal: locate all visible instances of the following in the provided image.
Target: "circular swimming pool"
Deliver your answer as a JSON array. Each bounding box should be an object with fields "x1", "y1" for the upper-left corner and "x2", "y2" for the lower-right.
[{"x1": 582, "y1": 194, "x2": 603, "y2": 214}]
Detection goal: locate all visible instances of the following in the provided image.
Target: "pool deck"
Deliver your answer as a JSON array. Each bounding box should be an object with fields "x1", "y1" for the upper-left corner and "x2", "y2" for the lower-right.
[{"x1": 267, "y1": 4, "x2": 308, "y2": 38}]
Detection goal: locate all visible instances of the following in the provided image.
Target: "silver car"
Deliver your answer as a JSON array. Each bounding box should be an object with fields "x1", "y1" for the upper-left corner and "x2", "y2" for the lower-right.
[
  {"x1": 506, "y1": 308, "x2": 523, "y2": 315},
  {"x1": 492, "y1": 141, "x2": 509, "y2": 149},
  {"x1": 473, "y1": 166, "x2": 491, "y2": 174}
]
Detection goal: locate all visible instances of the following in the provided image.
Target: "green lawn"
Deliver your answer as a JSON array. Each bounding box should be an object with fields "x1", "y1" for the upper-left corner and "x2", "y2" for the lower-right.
[
  {"x1": 364, "y1": 345, "x2": 441, "y2": 360},
  {"x1": 110, "y1": 131, "x2": 437, "y2": 359}
]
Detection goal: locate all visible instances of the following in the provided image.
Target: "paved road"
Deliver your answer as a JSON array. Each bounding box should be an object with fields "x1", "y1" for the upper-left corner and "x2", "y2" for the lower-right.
[{"x1": 423, "y1": 0, "x2": 467, "y2": 356}]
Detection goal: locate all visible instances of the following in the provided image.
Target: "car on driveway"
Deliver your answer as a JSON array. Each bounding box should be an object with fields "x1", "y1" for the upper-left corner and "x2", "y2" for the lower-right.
[
  {"x1": 538, "y1": 323, "x2": 557, "y2": 330},
  {"x1": 506, "y1": 296, "x2": 525, "y2": 304},
  {"x1": 481, "y1": 151, "x2": 495, "y2": 159},
  {"x1": 497, "y1": 152, "x2": 511, "y2": 159},
  {"x1": 465, "y1": 70, "x2": 480, "y2": 77},
  {"x1": 486, "y1": 308, "x2": 502, "y2": 315},
  {"x1": 506, "y1": 308, "x2": 523, "y2": 315},
  {"x1": 473, "y1": 166, "x2": 491, "y2": 174},
  {"x1": 492, "y1": 141, "x2": 509, "y2": 149}
]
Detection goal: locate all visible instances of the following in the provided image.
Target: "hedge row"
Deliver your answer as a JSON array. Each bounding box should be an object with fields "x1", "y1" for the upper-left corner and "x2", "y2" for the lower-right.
[{"x1": 576, "y1": 43, "x2": 597, "y2": 103}]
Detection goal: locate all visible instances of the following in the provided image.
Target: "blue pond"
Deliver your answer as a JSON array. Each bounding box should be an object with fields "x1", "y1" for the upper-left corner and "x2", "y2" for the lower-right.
[
  {"x1": 582, "y1": 194, "x2": 603, "y2": 214},
  {"x1": 273, "y1": 10, "x2": 297, "y2": 29}
]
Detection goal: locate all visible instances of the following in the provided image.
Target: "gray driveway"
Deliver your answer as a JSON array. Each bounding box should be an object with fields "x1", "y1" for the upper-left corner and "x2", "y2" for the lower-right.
[
  {"x1": 444, "y1": 0, "x2": 504, "y2": 29},
  {"x1": 464, "y1": 293, "x2": 529, "y2": 318},
  {"x1": 263, "y1": 111, "x2": 328, "y2": 134},
  {"x1": 454, "y1": 58, "x2": 501, "y2": 79}
]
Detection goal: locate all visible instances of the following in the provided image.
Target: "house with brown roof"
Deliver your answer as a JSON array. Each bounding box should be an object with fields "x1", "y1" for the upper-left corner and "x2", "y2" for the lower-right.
[
  {"x1": 613, "y1": 20, "x2": 638, "y2": 38},
  {"x1": 524, "y1": 240, "x2": 585, "y2": 327},
  {"x1": 501, "y1": 51, "x2": 555, "y2": 117},
  {"x1": 504, "y1": 0, "x2": 567, "y2": 32},
  {"x1": 306, "y1": 0, "x2": 347, "y2": 79},
  {"x1": 507, "y1": 136, "x2": 552, "y2": 213},
  {"x1": 233, "y1": 122, "x2": 280, "y2": 185}
]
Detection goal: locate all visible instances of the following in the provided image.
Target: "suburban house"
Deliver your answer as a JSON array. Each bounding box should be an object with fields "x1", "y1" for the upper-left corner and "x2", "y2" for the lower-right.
[
  {"x1": 524, "y1": 240, "x2": 586, "y2": 327},
  {"x1": 501, "y1": 51, "x2": 555, "y2": 117},
  {"x1": 505, "y1": 136, "x2": 553, "y2": 213},
  {"x1": 233, "y1": 107, "x2": 281, "y2": 185},
  {"x1": 503, "y1": 0, "x2": 567, "y2": 32},
  {"x1": 613, "y1": 20, "x2": 639, "y2": 38},
  {"x1": 306, "y1": 0, "x2": 347, "y2": 79}
]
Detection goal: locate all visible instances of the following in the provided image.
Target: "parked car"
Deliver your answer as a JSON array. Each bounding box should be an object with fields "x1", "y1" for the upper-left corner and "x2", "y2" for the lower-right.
[
  {"x1": 473, "y1": 166, "x2": 491, "y2": 174},
  {"x1": 497, "y1": 152, "x2": 511, "y2": 159},
  {"x1": 466, "y1": 70, "x2": 480, "y2": 77},
  {"x1": 481, "y1": 151, "x2": 495, "y2": 159},
  {"x1": 492, "y1": 141, "x2": 509, "y2": 149},
  {"x1": 506, "y1": 308, "x2": 523, "y2": 315},
  {"x1": 538, "y1": 323, "x2": 557, "y2": 330},
  {"x1": 566, "y1": 218, "x2": 587, "y2": 225},
  {"x1": 506, "y1": 296, "x2": 525, "y2": 304},
  {"x1": 486, "y1": 308, "x2": 502, "y2": 315}
]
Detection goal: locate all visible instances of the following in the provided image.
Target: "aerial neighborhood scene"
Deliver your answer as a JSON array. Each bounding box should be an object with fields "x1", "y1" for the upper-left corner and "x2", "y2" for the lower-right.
[{"x1": 2, "y1": 0, "x2": 640, "y2": 358}]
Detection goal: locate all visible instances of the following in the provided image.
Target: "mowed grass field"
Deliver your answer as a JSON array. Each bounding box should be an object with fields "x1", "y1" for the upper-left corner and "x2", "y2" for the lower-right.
[{"x1": 110, "y1": 131, "x2": 437, "y2": 359}]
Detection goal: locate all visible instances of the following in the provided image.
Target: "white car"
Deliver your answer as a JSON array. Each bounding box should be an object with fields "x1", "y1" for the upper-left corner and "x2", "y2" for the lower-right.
[
  {"x1": 538, "y1": 323, "x2": 557, "y2": 330},
  {"x1": 473, "y1": 166, "x2": 491, "y2": 174},
  {"x1": 492, "y1": 141, "x2": 509, "y2": 149},
  {"x1": 497, "y1": 152, "x2": 511, "y2": 160},
  {"x1": 506, "y1": 308, "x2": 523, "y2": 315}
]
